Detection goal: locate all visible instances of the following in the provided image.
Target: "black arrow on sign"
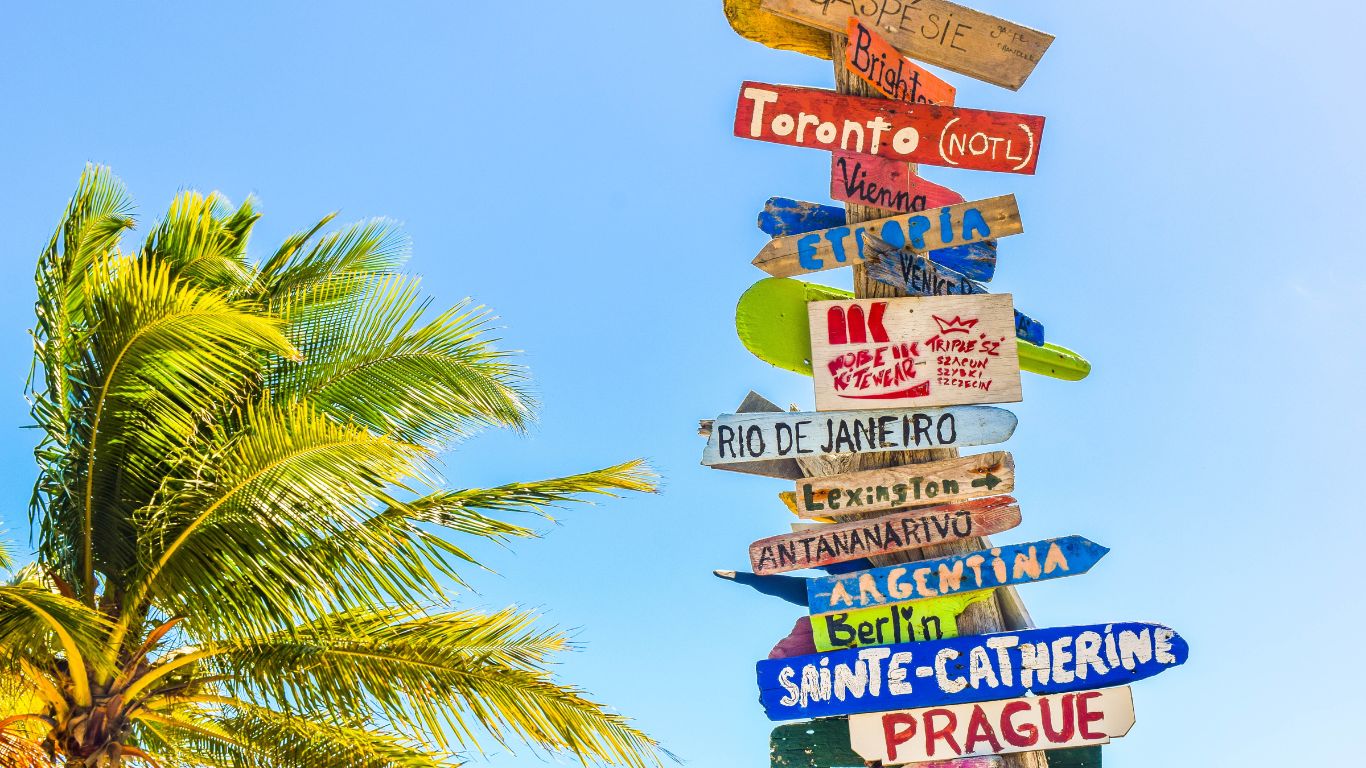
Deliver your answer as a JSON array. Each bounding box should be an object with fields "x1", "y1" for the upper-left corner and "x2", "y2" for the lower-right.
[{"x1": 972, "y1": 473, "x2": 1002, "y2": 490}]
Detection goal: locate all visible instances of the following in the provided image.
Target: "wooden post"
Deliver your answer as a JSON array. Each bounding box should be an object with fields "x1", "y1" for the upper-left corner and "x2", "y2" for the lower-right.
[{"x1": 828, "y1": 32, "x2": 1051, "y2": 768}]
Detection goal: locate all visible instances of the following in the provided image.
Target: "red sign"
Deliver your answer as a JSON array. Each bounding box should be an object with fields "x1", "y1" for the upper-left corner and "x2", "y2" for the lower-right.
[
  {"x1": 846, "y1": 18, "x2": 956, "y2": 106},
  {"x1": 831, "y1": 152, "x2": 963, "y2": 213},
  {"x1": 735, "y1": 82, "x2": 1044, "y2": 175}
]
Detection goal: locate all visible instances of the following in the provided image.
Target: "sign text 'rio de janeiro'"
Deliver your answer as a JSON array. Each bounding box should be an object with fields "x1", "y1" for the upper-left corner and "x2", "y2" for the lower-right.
[
  {"x1": 849, "y1": 686, "x2": 1136, "y2": 764},
  {"x1": 701, "y1": 406, "x2": 1017, "y2": 466},
  {"x1": 789, "y1": 450, "x2": 1014, "y2": 518},
  {"x1": 755, "y1": 622, "x2": 1187, "y2": 719},
  {"x1": 809, "y1": 294, "x2": 1023, "y2": 410},
  {"x1": 735, "y1": 83, "x2": 1045, "y2": 174}
]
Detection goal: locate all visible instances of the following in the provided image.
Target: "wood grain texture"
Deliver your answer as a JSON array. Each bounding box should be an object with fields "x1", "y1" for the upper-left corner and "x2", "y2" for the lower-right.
[
  {"x1": 809, "y1": 294, "x2": 1023, "y2": 410},
  {"x1": 753, "y1": 194, "x2": 1021, "y2": 278},
  {"x1": 761, "y1": 0, "x2": 1054, "y2": 90},
  {"x1": 810, "y1": 590, "x2": 988, "y2": 651},
  {"x1": 846, "y1": 17, "x2": 956, "y2": 104},
  {"x1": 736, "y1": 82, "x2": 1045, "y2": 174},
  {"x1": 724, "y1": 0, "x2": 833, "y2": 60},
  {"x1": 756, "y1": 623, "x2": 1187, "y2": 719},
  {"x1": 806, "y1": 536, "x2": 1108, "y2": 614},
  {"x1": 830, "y1": 152, "x2": 963, "y2": 213},
  {"x1": 791, "y1": 451, "x2": 1013, "y2": 517},
  {"x1": 753, "y1": 495, "x2": 1020, "y2": 574},
  {"x1": 701, "y1": 406, "x2": 1018, "y2": 466},
  {"x1": 849, "y1": 688, "x2": 1133, "y2": 764}
]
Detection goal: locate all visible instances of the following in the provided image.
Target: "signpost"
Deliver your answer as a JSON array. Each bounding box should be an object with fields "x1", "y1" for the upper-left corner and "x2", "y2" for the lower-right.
[
  {"x1": 809, "y1": 294, "x2": 1023, "y2": 410},
  {"x1": 752, "y1": 495, "x2": 1021, "y2": 574},
  {"x1": 849, "y1": 688, "x2": 1135, "y2": 764},
  {"x1": 755, "y1": 623, "x2": 1187, "y2": 719},
  {"x1": 789, "y1": 451, "x2": 1014, "y2": 518},
  {"x1": 759, "y1": 0, "x2": 1055, "y2": 90},
  {"x1": 806, "y1": 536, "x2": 1108, "y2": 614},
  {"x1": 830, "y1": 153, "x2": 963, "y2": 213},
  {"x1": 735, "y1": 83, "x2": 1045, "y2": 174},
  {"x1": 753, "y1": 194, "x2": 1022, "y2": 278},
  {"x1": 845, "y1": 18, "x2": 956, "y2": 105},
  {"x1": 811, "y1": 591, "x2": 989, "y2": 651}
]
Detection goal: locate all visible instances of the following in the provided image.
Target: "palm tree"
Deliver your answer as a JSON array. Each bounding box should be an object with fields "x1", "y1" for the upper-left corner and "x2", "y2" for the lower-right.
[{"x1": 0, "y1": 166, "x2": 665, "y2": 767}]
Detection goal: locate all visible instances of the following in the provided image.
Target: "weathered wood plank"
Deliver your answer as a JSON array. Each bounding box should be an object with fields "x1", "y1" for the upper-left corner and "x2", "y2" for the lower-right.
[
  {"x1": 761, "y1": 0, "x2": 1055, "y2": 90},
  {"x1": 806, "y1": 536, "x2": 1108, "y2": 614},
  {"x1": 753, "y1": 194, "x2": 1022, "y2": 278},
  {"x1": 702, "y1": 406, "x2": 1018, "y2": 466},
  {"x1": 714, "y1": 569, "x2": 809, "y2": 607},
  {"x1": 772, "y1": 715, "x2": 1002, "y2": 768},
  {"x1": 846, "y1": 17, "x2": 956, "y2": 105},
  {"x1": 830, "y1": 152, "x2": 965, "y2": 214},
  {"x1": 790, "y1": 452, "x2": 1013, "y2": 518},
  {"x1": 865, "y1": 234, "x2": 1045, "y2": 345},
  {"x1": 810, "y1": 294, "x2": 1023, "y2": 410},
  {"x1": 811, "y1": 590, "x2": 988, "y2": 651},
  {"x1": 735, "y1": 83, "x2": 1045, "y2": 174},
  {"x1": 850, "y1": 688, "x2": 1133, "y2": 764},
  {"x1": 753, "y1": 495, "x2": 1020, "y2": 574},
  {"x1": 756, "y1": 623, "x2": 1187, "y2": 719},
  {"x1": 724, "y1": 0, "x2": 833, "y2": 60}
]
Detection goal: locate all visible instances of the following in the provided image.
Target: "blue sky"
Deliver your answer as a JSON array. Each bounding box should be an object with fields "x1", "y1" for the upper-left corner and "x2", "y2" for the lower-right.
[{"x1": 3, "y1": 1, "x2": 1365, "y2": 765}]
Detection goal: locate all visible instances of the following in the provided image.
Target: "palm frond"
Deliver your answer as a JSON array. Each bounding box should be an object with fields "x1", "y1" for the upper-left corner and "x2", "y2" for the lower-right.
[
  {"x1": 139, "y1": 191, "x2": 259, "y2": 291},
  {"x1": 221, "y1": 704, "x2": 454, "y2": 768}
]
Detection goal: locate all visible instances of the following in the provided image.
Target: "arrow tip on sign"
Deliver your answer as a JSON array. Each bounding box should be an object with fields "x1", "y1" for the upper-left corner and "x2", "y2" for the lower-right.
[{"x1": 713, "y1": 570, "x2": 737, "y2": 580}]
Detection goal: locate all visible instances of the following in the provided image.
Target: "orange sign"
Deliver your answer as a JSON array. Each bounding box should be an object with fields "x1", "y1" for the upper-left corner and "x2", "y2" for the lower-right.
[{"x1": 846, "y1": 18, "x2": 956, "y2": 106}]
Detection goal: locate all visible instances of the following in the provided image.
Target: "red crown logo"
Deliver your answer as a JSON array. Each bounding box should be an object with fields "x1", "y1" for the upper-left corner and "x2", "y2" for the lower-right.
[{"x1": 932, "y1": 315, "x2": 979, "y2": 334}]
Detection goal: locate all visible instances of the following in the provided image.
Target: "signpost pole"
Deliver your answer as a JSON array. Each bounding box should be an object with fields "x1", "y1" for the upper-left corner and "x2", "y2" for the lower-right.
[{"x1": 828, "y1": 31, "x2": 1051, "y2": 768}]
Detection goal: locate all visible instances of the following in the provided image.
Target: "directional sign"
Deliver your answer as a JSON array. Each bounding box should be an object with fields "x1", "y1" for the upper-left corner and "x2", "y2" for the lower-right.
[
  {"x1": 714, "y1": 569, "x2": 808, "y2": 607},
  {"x1": 759, "y1": 0, "x2": 1055, "y2": 91},
  {"x1": 753, "y1": 496, "x2": 1021, "y2": 575},
  {"x1": 830, "y1": 152, "x2": 966, "y2": 215},
  {"x1": 849, "y1": 687, "x2": 1135, "y2": 764},
  {"x1": 735, "y1": 83, "x2": 1045, "y2": 174},
  {"x1": 846, "y1": 18, "x2": 956, "y2": 105},
  {"x1": 753, "y1": 194, "x2": 1021, "y2": 278},
  {"x1": 723, "y1": 0, "x2": 833, "y2": 61},
  {"x1": 790, "y1": 452, "x2": 1014, "y2": 519},
  {"x1": 759, "y1": 197, "x2": 997, "y2": 281},
  {"x1": 812, "y1": 591, "x2": 988, "y2": 652},
  {"x1": 807, "y1": 536, "x2": 1108, "y2": 615},
  {"x1": 756, "y1": 622, "x2": 1187, "y2": 720},
  {"x1": 865, "y1": 234, "x2": 1045, "y2": 345},
  {"x1": 809, "y1": 294, "x2": 1023, "y2": 410},
  {"x1": 701, "y1": 406, "x2": 1017, "y2": 466},
  {"x1": 770, "y1": 718, "x2": 1100, "y2": 768},
  {"x1": 735, "y1": 277, "x2": 1092, "y2": 382}
]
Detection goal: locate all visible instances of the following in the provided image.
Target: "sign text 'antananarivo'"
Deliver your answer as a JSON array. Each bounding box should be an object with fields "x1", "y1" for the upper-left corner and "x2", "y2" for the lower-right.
[
  {"x1": 756, "y1": 622, "x2": 1187, "y2": 719},
  {"x1": 806, "y1": 536, "x2": 1108, "y2": 614},
  {"x1": 812, "y1": 591, "x2": 989, "y2": 652},
  {"x1": 735, "y1": 83, "x2": 1045, "y2": 174},
  {"x1": 809, "y1": 294, "x2": 1022, "y2": 410},
  {"x1": 701, "y1": 406, "x2": 1018, "y2": 466},
  {"x1": 849, "y1": 686, "x2": 1136, "y2": 764},
  {"x1": 753, "y1": 194, "x2": 1021, "y2": 278},
  {"x1": 846, "y1": 17, "x2": 956, "y2": 105},
  {"x1": 751, "y1": 495, "x2": 1021, "y2": 574},
  {"x1": 759, "y1": 0, "x2": 1055, "y2": 90},
  {"x1": 790, "y1": 450, "x2": 1013, "y2": 518}
]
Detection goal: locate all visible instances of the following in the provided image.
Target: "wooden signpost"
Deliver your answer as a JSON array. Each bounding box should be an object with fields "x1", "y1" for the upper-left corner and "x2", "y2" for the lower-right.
[
  {"x1": 701, "y1": 406, "x2": 1018, "y2": 466},
  {"x1": 759, "y1": 0, "x2": 1055, "y2": 90},
  {"x1": 723, "y1": 0, "x2": 834, "y2": 61},
  {"x1": 809, "y1": 294, "x2": 1023, "y2": 410},
  {"x1": 846, "y1": 18, "x2": 956, "y2": 105},
  {"x1": 755, "y1": 623, "x2": 1188, "y2": 719},
  {"x1": 849, "y1": 688, "x2": 1135, "y2": 764},
  {"x1": 831, "y1": 153, "x2": 964, "y2": 214},
  {"x1": 806, "y1": 536, "x2": 1108, "y2": 614},
  {"x1": 735, "y1": 83, "x2": 1045, "y2": 174},
  {"x1": 752, "y1": 496, "x2": 1021, "y2": 574},
  {"x1": 771, "y1": 718, "x2": 1101, "y2": 768},
  {"x1": 790, "y1": 451, "x2": 1013, "y2": 518},
  {"x1": 811, "y1": 591, "x2": 988, "y2": 652},
  {"x1": 753, "y1": 194, "x2": 1022, "y2": 278}
]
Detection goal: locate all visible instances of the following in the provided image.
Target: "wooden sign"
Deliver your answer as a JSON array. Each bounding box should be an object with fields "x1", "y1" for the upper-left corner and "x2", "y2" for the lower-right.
[
  {"x1": 809, "y1": 294, "x2": 1022, "y2": 410},
  {"x1": 770, "y1": 716, "x2": 1003, "y2": 768},
  {"x1": 759, "y1": 0, "x2": 1055, "y2": 91},
  {"x1": 831, "y1": 153, "x2": 965, "y2": 214},
  {"x1": 791, "y1": 451, "x2": 1013, "y2": 518},
  {"x1": 755, "y1": 622, "x2": 1187, "y2": 719},
  {"x1": 752, "y1": 496, "x2": 1020, "y2": 574},
  {"x1": 723, "y1": 0, "x2": 833, "y2": 61},
  {"x1": 759, "y1": 197, "x2": 998, "y2": 281},
  {"x1": 806, "y1": 536, "x2": 1108, "y2": 614},
  {"x1": 752, "y1": 195, "x2": 1021, "y2": 278},
  {"x1": 846, "y1": 18, "x2": 956, "y2": 105},
  {"x1": 714, "y1": 569, "x2": 808, "y2": 607},
  {"x1": 812, "y1": 591, "x2": 988, "y2": 652},
  {"x1": 701, "y1": 406, "x2": 1017, "y2": 466},
  {"x1": 735, "y1": 83, "x2": 1045, "y2": 174},
  {"x1": 849, "y1": 688, "x2": 1135, "y2": 764},
  {"x1": 865, "y1": 234, "x2": 1045, "y2": 345},
  {"x1": 735, "y1": 277, "x2": 1092, "y2": 382}
]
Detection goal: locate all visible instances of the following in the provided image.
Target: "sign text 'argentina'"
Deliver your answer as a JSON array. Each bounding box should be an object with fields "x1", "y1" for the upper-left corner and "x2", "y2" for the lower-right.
[
  {"x1": 756, "y1": 622, "x2": 1188, "y2": 719},
  {"x1": 735, "y1": 83, "x2": 1045, "y2": 174},
  {"x1": 701, "y1": 406, "x2": 1017, "y2": 466}
]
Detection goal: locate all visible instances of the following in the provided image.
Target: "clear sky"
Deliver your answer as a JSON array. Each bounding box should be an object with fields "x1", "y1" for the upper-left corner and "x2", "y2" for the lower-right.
[{"x1": 3, "y1": 1, "x2": 1365, "y2": 765}]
